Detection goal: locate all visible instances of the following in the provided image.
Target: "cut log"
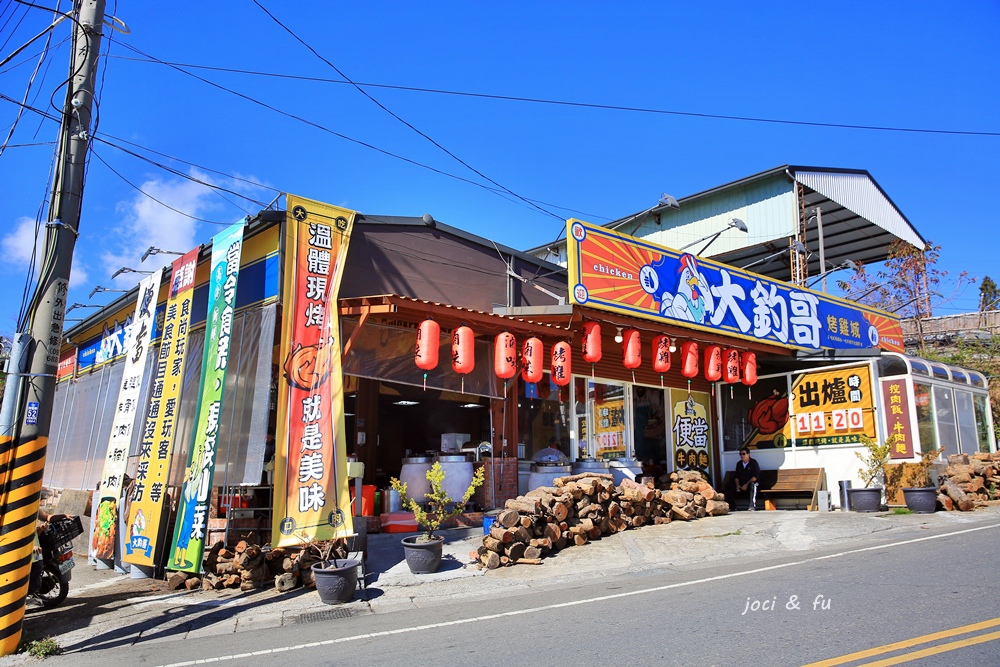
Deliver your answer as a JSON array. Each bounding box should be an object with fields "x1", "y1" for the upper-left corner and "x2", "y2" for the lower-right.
[
  {"x1": 670, "y1": 505, "x2": 693, "y2": 521},
  {"x1": 515, "y1": 558, "x2": 543, "y2": 565},
  {"x1": 489, "y1": 525, "x2": 515, "y2": 543},
  {"x1": 483, "y1": 535, "x2": 506, "y2": 553},
  {"x1": 505, "y1": 542, "x2": 526, "y2": 562},
  {"x1": 275, "y1": 572, "x2": 298, "y2": 592},
  {"x1": 514, "y1": 526, "x2": 532, "y2": 544},
  {"x1": 705, "y1": 499, "x2": 730, "y2": 516},
  {"x1": 505, "y1": 498, "x2": 542, "y2": 514},
  {"x1": 524, "y1": 546, "x2": 543, "y2": 559},
  {"x1": 481, "y1": 550, "x2": 501, "y2": 569},
  {"x1": 234, "y1": 540, "x2": 249, "y2": 555},
  {"x1": 550, "y1": 501, "x2": 570, "y2": 522},
  {"x1": 204, "y1": 541, "x2": 225, "y2": 574},
  {"x1": 942, "y1": 479, "x2": 975, "y2": 511},
  {"x1": 166, "y1": 572, "x2": 189, "y2": 590},
  {"x1": 554, "y1": 472, "x2": 613, "y2": 485}
]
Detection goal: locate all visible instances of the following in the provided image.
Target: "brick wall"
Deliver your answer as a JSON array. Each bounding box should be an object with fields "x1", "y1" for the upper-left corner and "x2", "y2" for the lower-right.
[{"x1": 475, "y1": 457, "x2": 519, "y2": 510}]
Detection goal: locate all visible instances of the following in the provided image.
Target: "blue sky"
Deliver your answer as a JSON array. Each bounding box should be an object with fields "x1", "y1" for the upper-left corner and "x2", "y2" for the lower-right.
[{"x1": 1, "y1": 1, "x2": 997, "y2": 336}]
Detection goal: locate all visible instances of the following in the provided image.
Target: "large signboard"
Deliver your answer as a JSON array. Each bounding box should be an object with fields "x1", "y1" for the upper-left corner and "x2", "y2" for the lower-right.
[
  {"x1": 91, "y1": 270, "x2": 163, "y2": 560},
  {"x1": 168, "y1": 222, "x2": 244, "y2": 572},
  {"x1": 566, "y1": 219, "x2": 904, "y2": 353},
  {"x1": 272, "y1": 195, "x2": 355, "y2": 547},
  {"x1": 124, "y1": 248, "x2": 199, "y2": 567}
]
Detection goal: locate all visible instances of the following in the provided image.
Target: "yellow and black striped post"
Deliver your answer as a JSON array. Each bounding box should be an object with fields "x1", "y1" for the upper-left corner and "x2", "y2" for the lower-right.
[
  {"x1": 0, "y1": 0, "x2": 105, "y2": 654},
  {"x1": 0, "y1": 434, "x2": 47, "y2": 654}
]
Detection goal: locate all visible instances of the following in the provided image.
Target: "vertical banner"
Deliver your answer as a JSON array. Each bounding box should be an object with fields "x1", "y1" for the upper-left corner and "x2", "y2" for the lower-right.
[
  {"x1": 273, "y1": 195, "x2": 355, "y2": 547},
  {"x1": 91, "y1": 269, "x2": 163, "y2": 560},
  {"x1": 123, "y1": 248, "x2": 199, "y2": 566},
  {"x1": 168, "y1": 223, "x2": 244, "y2": 572},
  {"x1": 881, "y1": 379, "x2": 914, "y2": 459}
]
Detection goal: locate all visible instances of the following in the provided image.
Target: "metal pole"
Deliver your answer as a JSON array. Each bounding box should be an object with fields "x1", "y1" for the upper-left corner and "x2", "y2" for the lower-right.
[
  {"x1": 816, "y1": 208, "x2": 827, "y2": 293},
  {"x1": 0, "y1": 1, "x2": 106, "y2": 654}
]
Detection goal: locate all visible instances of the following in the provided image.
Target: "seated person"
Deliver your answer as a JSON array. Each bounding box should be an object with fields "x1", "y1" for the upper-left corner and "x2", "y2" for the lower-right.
[{"x1": 729, "y1": 447, "x2": 761, "y2": 511}]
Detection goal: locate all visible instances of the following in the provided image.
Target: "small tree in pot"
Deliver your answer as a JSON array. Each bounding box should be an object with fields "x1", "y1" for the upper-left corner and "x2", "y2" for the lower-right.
[
  {"x1": 902, "y1": 447, "x2": 944, "y2": 513},
  {"x1": 391, "y1": 462, "x2": 485, "y2": 573},
  {"x1": 850, "y1": 434, "x2": 892, "y2": 512}
]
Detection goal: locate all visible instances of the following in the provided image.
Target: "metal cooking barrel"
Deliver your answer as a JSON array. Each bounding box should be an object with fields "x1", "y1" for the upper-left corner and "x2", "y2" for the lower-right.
[
  {"x1": 435, "y1": 454, "x2": 474, "y2": 507},
  {"x1": 399, "y1": 456, "x2": 433, "y2": 504},
  {"x1": 609, "y1": 457, "x2": 643, "y2": 485},
  {"x1": 571, "y1": 458, "x2": 610, "y2": 476},
  {"x1": 527, "y1": 464, "x2": 573, "y2": 493}
]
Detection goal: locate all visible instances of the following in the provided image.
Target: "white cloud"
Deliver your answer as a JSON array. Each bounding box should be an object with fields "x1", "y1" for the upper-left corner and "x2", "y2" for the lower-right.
[
  {"x1": 101, "y1": 172, "x2": 219, "y2": 285},
  {"x1": 2, "y1": 215, "x2": 90, "y2": 289}
]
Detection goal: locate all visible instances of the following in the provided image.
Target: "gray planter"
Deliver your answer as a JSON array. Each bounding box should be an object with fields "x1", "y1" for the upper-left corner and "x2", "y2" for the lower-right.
[
  {"x1": 848, "y1": 487, "x2": 882, "y2": 512},
  {"x1": 312, "y1": 559, "x2": 359, "y2": 604},
  {"x1": 401, "y1": 534, "x2": 444, "y2": 574},
  {"x1": 902, "y1": 487, "x2": 938, "y2": 513}
]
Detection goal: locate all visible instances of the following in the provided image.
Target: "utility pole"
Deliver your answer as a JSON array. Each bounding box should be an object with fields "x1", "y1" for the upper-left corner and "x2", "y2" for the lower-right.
[{"x1": 0, "y1": 0, "x2": 106, "y2": 654}]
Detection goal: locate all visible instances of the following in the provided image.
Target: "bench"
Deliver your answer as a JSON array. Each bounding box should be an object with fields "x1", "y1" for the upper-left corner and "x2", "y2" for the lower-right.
[{"x1": 722, "y1": 467, "x2": 827, "y2": 511}]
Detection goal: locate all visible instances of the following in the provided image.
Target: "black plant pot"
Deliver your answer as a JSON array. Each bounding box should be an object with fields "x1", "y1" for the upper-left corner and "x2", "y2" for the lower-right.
[
  {"x1": 312, "y1": 559, "x2": 359, "y2": 604},
  {"x1": 849, "y1": 487, "x2": 882, "y2": 512},
  {"x1": 902, "y1": 487, "x2": 938, "y2": 513},
  {"x1": 401, "y1": 535, "x2": 444, "y2": 574}
]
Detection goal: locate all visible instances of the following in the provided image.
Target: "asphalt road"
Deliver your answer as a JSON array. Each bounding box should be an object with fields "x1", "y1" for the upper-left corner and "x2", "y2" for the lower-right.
[{"x1": 39, "y1": 517, "x2": 1000, "y2": 667}]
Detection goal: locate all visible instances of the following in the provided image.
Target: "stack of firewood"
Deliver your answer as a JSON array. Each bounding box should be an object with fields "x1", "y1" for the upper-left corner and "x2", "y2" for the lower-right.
[
  {"x1": 938, "y1": 452, "x2": 1000, "y2": 511},
  {"x1": 473, "y1": 470, "x2": 728, "y2": 569},
  {"x1": 167, "y1": 538, "x2": 350, "y2": 592}
]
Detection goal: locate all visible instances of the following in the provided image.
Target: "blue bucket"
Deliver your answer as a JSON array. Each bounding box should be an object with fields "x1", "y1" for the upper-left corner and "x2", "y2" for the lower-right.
[{"x1": 483, "y1": 512, "x2": 499, "y2": 535}]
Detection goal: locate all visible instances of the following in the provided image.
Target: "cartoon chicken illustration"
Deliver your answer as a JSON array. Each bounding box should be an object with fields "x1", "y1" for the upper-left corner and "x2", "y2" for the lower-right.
[{"x1": 666, "y1": 254, "x2": 713, "y2": 323}]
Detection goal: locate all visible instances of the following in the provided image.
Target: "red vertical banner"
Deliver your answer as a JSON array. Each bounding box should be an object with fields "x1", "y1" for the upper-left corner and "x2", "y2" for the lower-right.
[
  {"x1": 881, "y1": 379, "x2": 914, "y2": 459},
  {"x1": 273, "y1": 195, "x2": 356, "y2": 546}
]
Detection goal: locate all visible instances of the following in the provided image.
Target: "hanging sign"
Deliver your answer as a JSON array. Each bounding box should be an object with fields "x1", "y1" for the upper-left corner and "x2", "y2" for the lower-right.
[
  {"x1": 272, "y1": 195, "x2": 356, "y2": 547},
  {"x1": 123, "y1": 248, "x2": 199, "y2": 566},
  {"x1": 167, "y1": 221, "x2": 245, "y2": 572},
  {"x1": 91, "y1": 269, "x2": 163, "y2": 560},
  {"x1": 565, "y1": 219, "x2": 904, "y2": 352},
  {"x1": 670, "y1": 388, "x2": 713, "y2": 478},
  {"x1": 790, "y1": 364, "x2": 877, "y2": 446},
  {"x1": 880, "y1": 378, "x2": 914, "y2": 459}
]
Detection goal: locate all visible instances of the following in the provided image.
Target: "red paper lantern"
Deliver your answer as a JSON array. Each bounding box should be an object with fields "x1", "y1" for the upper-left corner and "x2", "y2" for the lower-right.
[
  {"x1": 415, "y1": 318, "x2": 440, "y2": 370},
  {"x1": 452, "y1": 325, "x2": 475, "y2": 375},
  {"x1": 494, "y1": 332, "x2": 517, "y2": 379},
  {"x1": 551, "y1": 341, "x2": 572, "y2": 386},
  {"x1": 723, "y1": 348, "x2": 740, "y2": 384},
  {"x1": 622, "y1": 329, "x2": 641, "y2": 370},
  {"x1": 704, "y1": 344, "x2": 722, "y2": 382},
  {"x1": 680, "y1": 341, "x2": 699, "y2": 379},
  {"x1": 741, "y1": 351, "x2": 758, "y2": 386},
  {"x1": 522, "y1": 337, "x2": 543, "y2": 383},
  {"x1": 582, "y1": 322, "x2": 602, "y2": 364},
  {"x1": 652, "y1": 335, "x2": 671, "y2": 374}
]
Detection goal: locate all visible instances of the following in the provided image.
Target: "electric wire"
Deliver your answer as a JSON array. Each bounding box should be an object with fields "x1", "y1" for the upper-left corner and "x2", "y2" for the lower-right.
[
  {"x1": 0, "y1": 0, "x2": 58, "y2": 158},
  {"x1": 253, "y1": 0, "x2": 564, "y2": 222},
  {"x1": 109, "y1": 55, "x2": 1000, "y2": 139},
  {"x1": 90, "y1": 147, "x2": 251, "y2": 225},
  {"x1": 107, "y1": 39, "x2": 562, "y2": 221}
]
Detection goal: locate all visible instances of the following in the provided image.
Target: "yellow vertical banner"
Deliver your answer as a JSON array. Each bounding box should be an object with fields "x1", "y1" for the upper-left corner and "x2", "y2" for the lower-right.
[
  {"x1": 123, "y1": 248, "x2": 199, "y2": 567},
  {"x1": 272, "y1": 195, "x2": 355, "y2": 546}
]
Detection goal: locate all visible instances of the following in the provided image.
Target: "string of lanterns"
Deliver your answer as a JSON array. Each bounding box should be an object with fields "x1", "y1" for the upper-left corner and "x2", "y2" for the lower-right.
[{"x1": 413, "y1": 318, "x2": 758, "y2": 391}]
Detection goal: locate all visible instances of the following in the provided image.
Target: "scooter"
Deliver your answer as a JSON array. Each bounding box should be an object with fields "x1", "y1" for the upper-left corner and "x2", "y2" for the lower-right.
[{"x1": 30, "y1": 516, "x2": 82, "y2": 609}]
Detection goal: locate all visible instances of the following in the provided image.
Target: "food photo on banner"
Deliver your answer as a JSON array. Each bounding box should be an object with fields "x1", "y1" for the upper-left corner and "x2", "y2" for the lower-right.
[
  {"x1": 91, "y1": 269, "x2": 163, "y2": 562},
  {"x1": 168, "y1": 221, "x2": 245, "y2": 572}
]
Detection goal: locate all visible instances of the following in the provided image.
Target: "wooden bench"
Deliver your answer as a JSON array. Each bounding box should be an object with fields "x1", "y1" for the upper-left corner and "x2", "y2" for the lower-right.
[{"x1": 722, "y1": 467, "x2": 827, "y2": 510}]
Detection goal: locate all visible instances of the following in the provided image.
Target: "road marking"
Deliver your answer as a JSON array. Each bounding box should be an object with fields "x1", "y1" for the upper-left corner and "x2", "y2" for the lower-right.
[
  {"x1": 857, "y1": 628, "x2": 1000, "y2": 666},
  {"x1": 802, "y1": 616, "x2": 1000, "y2": 666},
  {"x1": 157, "y1": 522, "x2": 1000, "y2": 667}
]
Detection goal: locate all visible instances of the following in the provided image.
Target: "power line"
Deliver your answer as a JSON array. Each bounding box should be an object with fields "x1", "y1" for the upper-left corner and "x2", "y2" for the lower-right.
[
  {"x1": 109, "y1": 55, "x2": 1000, "y2": 139},
  {"x1": 253, "y1": 0, "x2": 564, "y2": 222}
]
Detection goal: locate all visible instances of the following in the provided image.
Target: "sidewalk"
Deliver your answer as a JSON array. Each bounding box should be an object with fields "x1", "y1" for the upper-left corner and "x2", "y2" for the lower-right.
[{"x1": 6, "y1": 505, "x2": 1000, "y2": 662}]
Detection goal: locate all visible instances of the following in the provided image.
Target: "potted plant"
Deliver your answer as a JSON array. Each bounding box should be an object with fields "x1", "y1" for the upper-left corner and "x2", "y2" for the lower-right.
[
  {"x1": 390, "y1": 461, "x2": 484, "y2": 574},
  {"x1": 306, "y1": 538, "x2": 360, "y2": 604},
  {"x1": 850, "y1": 434, "x2": 891, "y2": 512},
  {"x1": 902, "y1": 447, "x2": 944, "y2": 513}
]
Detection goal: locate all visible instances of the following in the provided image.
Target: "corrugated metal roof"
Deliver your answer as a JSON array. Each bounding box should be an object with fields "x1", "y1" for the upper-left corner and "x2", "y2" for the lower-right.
[{"x1": 792, "y1": 170, "x2": 926, "y2": 249}]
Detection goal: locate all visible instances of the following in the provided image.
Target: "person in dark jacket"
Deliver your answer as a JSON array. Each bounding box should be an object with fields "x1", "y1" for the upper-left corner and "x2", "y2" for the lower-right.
[{"x1": 734, "y1": 447, "x2": 761, "y2": 511}]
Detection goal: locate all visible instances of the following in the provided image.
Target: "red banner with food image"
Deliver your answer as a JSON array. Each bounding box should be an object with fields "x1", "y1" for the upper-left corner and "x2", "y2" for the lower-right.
[{"x1": 272, "y1": 195, "x2": 356, "y2": 547}]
